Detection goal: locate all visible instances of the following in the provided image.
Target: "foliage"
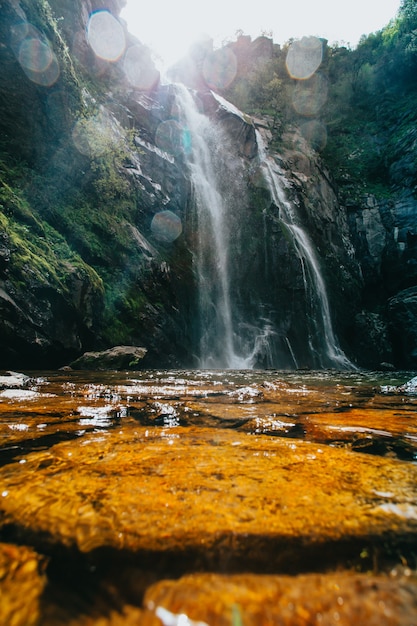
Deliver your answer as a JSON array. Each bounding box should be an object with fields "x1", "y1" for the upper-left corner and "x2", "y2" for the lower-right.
[
  {"x1": 222, "y1": 43, "x2": 291, "y2": 141},
  {"x1": 320, "y1": 4, "x2": 417, "y2": 196},
  {"x1": 0, "y1": 168, "x2": 103, "y2": 294},
  {"x1": 101, "y1": 270, "x2": 149, "y2": 345},
  {"x1": 219, "y1": 5, "x2": 417, "y2": 200},
  {"x1": 89, "y1": 129, "x2": 135, "y2": 203}
]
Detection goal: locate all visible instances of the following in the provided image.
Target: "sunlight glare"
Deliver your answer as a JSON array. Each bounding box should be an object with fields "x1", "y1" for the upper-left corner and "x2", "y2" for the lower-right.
[
  {"x1": 72, "y1": 111, "x2": 118, "y2": 158},
  {"x1": 151, "y1": 211, "x2": 183, "y2": 242},
  {"x1": 300, "y1": 119, "x2": 328, "y2": 151},
  {"x1": 291, "y1": 73, "x2": 328, "y2": 116},
  {"x1": 123, "y1": 44, "x2": 159, "y2": 89},
  {"x1": 202, "y1": 48, "x2": 237, "y2": 90},
  {"x1": 121, "y1": 0, "x2": 401, "y2": 72},
  {"x1": 87, "y1": 10, "x2": 126, "y2": 62},
  {"x1": 19, "y1": 37, "x2": 53, "y2": 73},
  {"x1": 10, "y1": 21, "x2": 60, "y2": 86},
  {"x1": 286, "y1": 36, "x2": 323, "y2": 80},
  {"x1": 155, "y1": 120, "x2": 184, "y2": 156}
]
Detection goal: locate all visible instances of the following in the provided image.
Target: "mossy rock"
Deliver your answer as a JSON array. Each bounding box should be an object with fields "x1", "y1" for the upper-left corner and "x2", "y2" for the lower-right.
[{"x1": 69, "y1": 345, "x2": 148, "y2": 370}]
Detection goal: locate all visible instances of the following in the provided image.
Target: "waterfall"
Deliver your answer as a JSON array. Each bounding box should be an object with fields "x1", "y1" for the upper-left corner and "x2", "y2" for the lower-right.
[
  {"x1": 174, "y1": 84, "x2": 353, "y2": 370},
  {"x1": 256, "y1": 130, "x2": 353, "y2": 370},
  {"x1": 175, "y1": 85, "x2": 257, "y2": 369}
]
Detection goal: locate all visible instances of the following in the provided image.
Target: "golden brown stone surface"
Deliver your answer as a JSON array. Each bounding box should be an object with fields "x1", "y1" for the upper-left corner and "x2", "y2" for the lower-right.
[
  {"x1": 141, "y1": 571, "x2": 417, "y2": 626},
  {"x1": 44, "y1": 571, "x2": 417, "y2": 626},
  {"x1": 0, "y1": 542, "x2": 46, "y2": 626},
  {"x1": 1, "y1": 424, "x2": 417, "y2": 556}
]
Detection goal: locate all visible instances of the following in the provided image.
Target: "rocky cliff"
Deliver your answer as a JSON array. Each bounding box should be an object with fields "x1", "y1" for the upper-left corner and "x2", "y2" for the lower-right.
[
  {"x1": 339, "y1": 112, "x2": 417, "y2": 369},
  {"x1": 0, "y1": 0, "x2": 191, "y2": 367},
  {"x1": 0, "y1": 0, "x2": 415, "y2": 369}
]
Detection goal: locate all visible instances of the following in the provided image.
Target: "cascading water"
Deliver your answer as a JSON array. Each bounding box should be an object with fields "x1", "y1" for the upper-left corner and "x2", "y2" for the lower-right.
[
  {"x1": 255, "y1": 130, "x2": 353, "y2": 370},
  {"x1": 176, "y1": 85, "x2": 257, "y2": 368},
  {"x1": 175, "y1": 83, "x2": 353, "y2": 370}
]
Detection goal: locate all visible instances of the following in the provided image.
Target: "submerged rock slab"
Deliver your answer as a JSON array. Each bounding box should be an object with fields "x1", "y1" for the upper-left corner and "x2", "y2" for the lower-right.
[
  {"x1": 141, "y1": 571, "x2": 417, "y2": 626},
  {"x1": 0, "y1": 542, "x2": 46, "y2": 626},
  {"x1": 46, "y1": 571, "x2": 417, "y2": 626},
  {"x1": 0, "y1": 425, "x2": 416, "y2": 561}
]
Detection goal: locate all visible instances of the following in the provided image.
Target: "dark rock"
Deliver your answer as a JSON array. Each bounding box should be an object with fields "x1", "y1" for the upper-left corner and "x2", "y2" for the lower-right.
[
  {"x1": 214, "y1": 101, "x2": 258, "y2": 159},
  {"x1": 388, "y1": 286, "x2": 417, "y2": 368},
  {"x1": 0, "y1": 265, "x2": 104, "y2": 369},
  {"x1": 350, "y1": 311, "x2": 393, "y2": 369},
  {"x1": 70, "y1": 345, "x2": 147, "y2": 370}
]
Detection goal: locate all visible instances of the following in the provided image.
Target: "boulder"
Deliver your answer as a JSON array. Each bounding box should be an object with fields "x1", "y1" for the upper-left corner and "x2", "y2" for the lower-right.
[
  {"x1": 1, "y1": 423, "x2": 417, "y2": 557},
  {"x1": 69, "y1": 345, "x2": 147, "y2": 370}
]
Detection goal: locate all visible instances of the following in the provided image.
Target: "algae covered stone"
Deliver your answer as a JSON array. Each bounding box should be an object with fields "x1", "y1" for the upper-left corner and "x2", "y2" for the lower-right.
[
  {"x1": 0, "y1": 542, "x2": 46, "y2": 626},
  {"x1": 1, "y1": 425, "x2": 416, "y2": 560},
  {"x1": 142, "y1": 571, "x2": 417, "y2": 626}
]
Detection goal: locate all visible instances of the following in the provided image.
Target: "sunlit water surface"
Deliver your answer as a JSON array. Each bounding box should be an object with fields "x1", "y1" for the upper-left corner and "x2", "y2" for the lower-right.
[
  {"x1": 1, "y1": 368, "x2": 417, "y2": 625},
  {"x1": 1, "y1": 368, "x2": 417, "y2": 463}
]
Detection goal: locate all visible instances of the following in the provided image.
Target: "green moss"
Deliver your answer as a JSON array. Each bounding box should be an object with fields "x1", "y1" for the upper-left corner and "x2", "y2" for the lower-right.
[
  {"x1": 0, "y1": 168, "x2": 103, "y2": 297},
  {"x1": 0, "y1": 178, "x2": 45, "y2": 235},
  {"x1": 101, "y1": 280, "x2": 148, "y2": 345}
]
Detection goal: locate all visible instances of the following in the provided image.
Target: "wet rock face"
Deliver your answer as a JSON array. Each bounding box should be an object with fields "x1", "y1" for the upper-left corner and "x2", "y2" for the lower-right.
[
  {"x1": 225, "y1": 123, "x2": 361, "y2": 367},
  {"x1": 0, "y1": 2, "x2": 57, "y2": 165},
  {"x1": 0, "y1": 279, "x2": 101, "y2": 369},
  {"x1": 347, "y1": 193, "x2": 417, "y2": 295},
  {"x1": 205, "y1": 92, "x2": 258, "y2": 159},
  {"x1": 0, "y1": 0, "x2": 188, "y2": 367},
  {"x1": 0, "y1": 241, "x2": 106, "y2": 368},
  {"x1": 352, "y1": 311, "x2": 394, "y2": 368},
  {"x1": 0, "y1": 0, "x2": 414, "y2": 369},
  {"x1": 0, "y1": 0, "x2": 362, "y2": 369},
  {"x1": 279, "y1": 135, "x2": 361, "y2": 342},
  {"x1": 388, "y1": 286, "x2": 417, "y2": 368},
  {"x1": 347, "y1": 191, "x2": 417, "y2": 367}
]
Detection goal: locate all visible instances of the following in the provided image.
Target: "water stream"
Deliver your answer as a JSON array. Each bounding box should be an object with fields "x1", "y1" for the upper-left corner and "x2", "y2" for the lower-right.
[{"x1": 256, "y1": 130, "x2": 353, "y2": 370}]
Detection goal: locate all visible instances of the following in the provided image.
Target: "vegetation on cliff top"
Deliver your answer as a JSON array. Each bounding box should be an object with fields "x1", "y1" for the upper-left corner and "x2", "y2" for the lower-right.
[{"x1": 221, "y1": 0, "x2": 417, "y2": 201}]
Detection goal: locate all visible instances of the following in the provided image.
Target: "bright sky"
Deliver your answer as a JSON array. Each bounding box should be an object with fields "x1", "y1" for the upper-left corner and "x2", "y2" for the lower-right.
[{"x1": 120, "y1": 0, "x2": 401, "y2": 69}]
